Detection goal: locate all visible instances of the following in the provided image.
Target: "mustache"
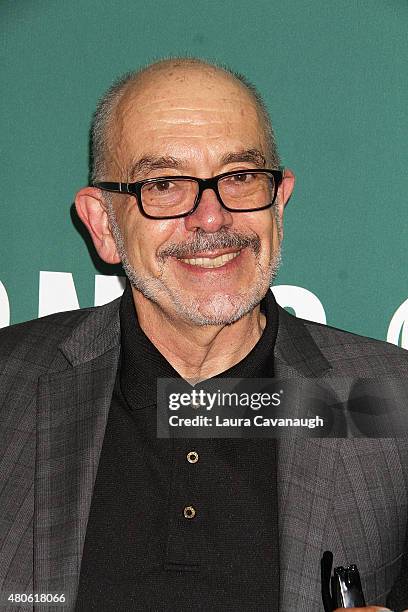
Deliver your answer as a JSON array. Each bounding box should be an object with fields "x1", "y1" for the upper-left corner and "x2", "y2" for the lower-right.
[{"x1": 158, "y1": 229, "x2": 261, "y2": 259}]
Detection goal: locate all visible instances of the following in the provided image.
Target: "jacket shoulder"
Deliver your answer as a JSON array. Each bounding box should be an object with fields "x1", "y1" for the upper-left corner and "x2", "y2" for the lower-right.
[
  {"x1": 0, "y1": 308, "x2": 91, "y2": 368},
  {"x1": 302, "y1": 316, "x2": 406, "y2": 353},
  {"x1": 298, "y1": 313, "x2": 408, "y2": 373},
  {"x1": 0, "y1": 298, "x2": 120, "y2": 372}
]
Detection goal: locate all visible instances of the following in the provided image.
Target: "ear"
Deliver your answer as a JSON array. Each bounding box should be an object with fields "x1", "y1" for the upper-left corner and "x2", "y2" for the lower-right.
[
  {"x1": 274, "y1": 168, "x2": 295, "y2": 239},
  {"x1": 75, "y1": 187, "x2": 121, "y2": 264}
]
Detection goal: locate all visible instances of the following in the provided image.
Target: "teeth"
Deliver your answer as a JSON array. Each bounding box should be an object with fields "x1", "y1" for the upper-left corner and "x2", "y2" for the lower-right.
[{"x1": 180, "y1": 250, "x2": 241, "y2": 268}]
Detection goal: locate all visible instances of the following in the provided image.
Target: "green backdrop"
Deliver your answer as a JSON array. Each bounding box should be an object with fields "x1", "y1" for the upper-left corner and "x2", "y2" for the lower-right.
[{"x1": 1, "y1": 0, "x2": 407, "y2": 346}]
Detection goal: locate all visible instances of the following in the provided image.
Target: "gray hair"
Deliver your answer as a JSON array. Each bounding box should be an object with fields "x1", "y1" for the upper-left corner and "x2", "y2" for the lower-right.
[{"x1": 90, "y1": 57, "x2": 280, "y2": 183}]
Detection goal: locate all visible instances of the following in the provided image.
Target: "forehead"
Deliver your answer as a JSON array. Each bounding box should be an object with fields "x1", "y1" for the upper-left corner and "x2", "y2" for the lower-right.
[{"x1": 109, "y1": 68, "x2": 267, "y2": 170}]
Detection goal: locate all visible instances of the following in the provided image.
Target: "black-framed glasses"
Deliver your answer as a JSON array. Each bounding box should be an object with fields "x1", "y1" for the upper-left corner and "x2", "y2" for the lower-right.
[{"x1": 93, "y1": 168, "x2": 284, "y2": 220}]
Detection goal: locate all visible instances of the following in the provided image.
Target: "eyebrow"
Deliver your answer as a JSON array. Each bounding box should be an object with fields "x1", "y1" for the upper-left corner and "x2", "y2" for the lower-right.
[
  {"x1": 220, "y1": 149, "x2": 266, "y2": 167},
  {"x1": 127, "y1": 148, "x2": 266, "y2": 180},
  {"x1": 127, "y1": 156, "x2": 181, "y2": 180}
]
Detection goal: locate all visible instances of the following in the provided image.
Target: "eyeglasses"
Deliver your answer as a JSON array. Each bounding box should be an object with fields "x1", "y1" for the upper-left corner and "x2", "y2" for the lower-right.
[{"x1": 93, "y1": 168, "x2": 284, "y2": 220}]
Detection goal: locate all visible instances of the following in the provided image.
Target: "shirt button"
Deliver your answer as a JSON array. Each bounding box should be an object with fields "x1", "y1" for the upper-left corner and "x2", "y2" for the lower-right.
[
  {"x1": 186, "y1": 451, "x2": 199, "y2": 464},
  {"x1": 183, "y1": 505, "x2": 196, "y2": 519}
]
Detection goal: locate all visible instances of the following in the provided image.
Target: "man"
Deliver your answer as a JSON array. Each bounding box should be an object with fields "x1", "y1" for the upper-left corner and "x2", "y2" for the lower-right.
[{"x1": 0, "y1": 58, "x2": 407, "y2": 611}]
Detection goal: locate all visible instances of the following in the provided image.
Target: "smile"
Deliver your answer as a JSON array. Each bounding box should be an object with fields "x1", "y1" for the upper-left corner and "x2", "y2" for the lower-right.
[{"x1": 178, "y1": 250, "x2": 241, "y2": 268}]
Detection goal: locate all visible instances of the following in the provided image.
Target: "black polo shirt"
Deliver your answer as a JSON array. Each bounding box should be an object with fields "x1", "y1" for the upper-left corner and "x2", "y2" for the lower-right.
[{"x1": 76, "y1": 282, "x2": 280, "y2": 611}]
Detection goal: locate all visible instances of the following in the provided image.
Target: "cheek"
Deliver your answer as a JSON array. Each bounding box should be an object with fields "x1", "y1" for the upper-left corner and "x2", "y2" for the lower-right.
[
  {"x1": 271, "y1": 222, "x2": 280, "y2": 245},
  {"x1": 122, "y1": 216, "x2": 179, "y2": 268},
  {"x1": 256, "y1": 221, "x2": 279, "y2": 266},
  {"x1": 243, "y1": 212, "x2": 275, "y2": 251}
]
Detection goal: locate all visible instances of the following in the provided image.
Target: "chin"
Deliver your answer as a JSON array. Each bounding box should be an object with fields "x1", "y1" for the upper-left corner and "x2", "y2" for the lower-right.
[{"x1": 172, "y1": 291, "x2": 263, "y2": 327}]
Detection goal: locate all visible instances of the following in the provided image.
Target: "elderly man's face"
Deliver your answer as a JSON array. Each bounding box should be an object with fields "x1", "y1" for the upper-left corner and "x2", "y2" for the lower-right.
[{"x1": 85, "y1": 68, "x2": 293, "y2": 325}]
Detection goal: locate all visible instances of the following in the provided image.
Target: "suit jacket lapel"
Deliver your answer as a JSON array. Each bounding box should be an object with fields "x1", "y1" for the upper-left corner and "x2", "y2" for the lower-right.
[
  {"x1": 34, "y1": 301, "x2": 120, "y2": 610},
  {"x1": 274, "y1": 306, "x2": 340, "y2": 610}
]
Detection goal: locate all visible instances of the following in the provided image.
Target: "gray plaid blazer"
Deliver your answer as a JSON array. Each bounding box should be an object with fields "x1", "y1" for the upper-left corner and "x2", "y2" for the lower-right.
[{"x1": 1, "y1": 293, "x2": 408, "y2": 611}]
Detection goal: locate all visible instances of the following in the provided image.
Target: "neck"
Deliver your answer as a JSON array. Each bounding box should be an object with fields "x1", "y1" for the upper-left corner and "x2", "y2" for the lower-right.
[{"x1": 131, "y1": 288, "x2": 266, "y2": 383}]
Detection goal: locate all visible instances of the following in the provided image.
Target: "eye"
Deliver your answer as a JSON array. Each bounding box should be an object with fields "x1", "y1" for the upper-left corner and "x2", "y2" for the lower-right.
[
  {"x1": 149, "y1": 180, "x2": 174, "y2": 192},
  {"x1": 231, "y1": 172, "x2": 256, "y2": 182}
]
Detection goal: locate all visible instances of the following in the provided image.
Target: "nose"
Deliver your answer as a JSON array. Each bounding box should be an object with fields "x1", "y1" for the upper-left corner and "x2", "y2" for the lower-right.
[{"x1": 183, "y1": 186, "x2": 234, "y2": 233}]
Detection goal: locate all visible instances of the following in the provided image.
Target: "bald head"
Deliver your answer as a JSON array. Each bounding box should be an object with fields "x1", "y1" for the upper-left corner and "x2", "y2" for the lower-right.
[{"x1": 90, "y1": 58, "x2": 280, "y2": 182}]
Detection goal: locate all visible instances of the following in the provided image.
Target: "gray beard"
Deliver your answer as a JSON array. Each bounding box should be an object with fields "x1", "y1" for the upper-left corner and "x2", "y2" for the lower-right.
[{"x1": 103, "y1": 194, "x2": 282, "y2": 326}]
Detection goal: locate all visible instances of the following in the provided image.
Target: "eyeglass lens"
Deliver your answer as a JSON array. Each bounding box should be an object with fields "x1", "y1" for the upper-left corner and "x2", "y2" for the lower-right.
[{"x1": 140, "y1": 172, "x2": 276, "y2": 217}]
